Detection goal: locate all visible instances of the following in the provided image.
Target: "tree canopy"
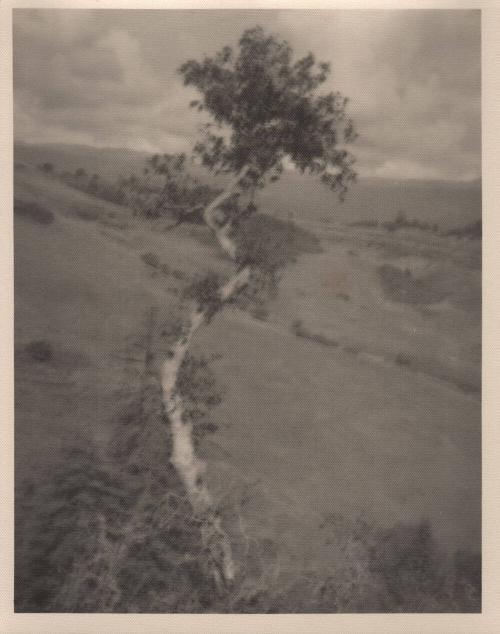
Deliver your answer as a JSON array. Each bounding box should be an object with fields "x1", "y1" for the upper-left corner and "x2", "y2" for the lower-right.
[{"x1": 179, "y1": 25, "x2": 357, "y2": 198}]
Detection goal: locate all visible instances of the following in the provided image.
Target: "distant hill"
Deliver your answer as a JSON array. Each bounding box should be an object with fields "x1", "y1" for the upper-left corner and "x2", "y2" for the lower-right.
[
  {"x1": 15, "y1": 141, "x2": 481, "y2": 230},
  {"x1": 261, "y1": 171, "x2": 481, "y2": 230},
  {"x1": 15, "y1": 142, "x2": 151, "y2": 181}
]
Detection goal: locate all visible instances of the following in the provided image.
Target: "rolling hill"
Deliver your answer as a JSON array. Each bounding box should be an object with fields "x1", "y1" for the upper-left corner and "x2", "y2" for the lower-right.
[
  {"x1": 15, "y1": 141, "x2": 481, "y2": 230},
  {"x1": 14, "y1": 157, "x2": 481, "y2": 611}
]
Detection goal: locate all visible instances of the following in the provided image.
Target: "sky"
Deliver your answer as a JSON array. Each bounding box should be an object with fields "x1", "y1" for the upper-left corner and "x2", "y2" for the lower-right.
[{"x1": 13, "y1": 9, "x2": 481, "y2": 181}]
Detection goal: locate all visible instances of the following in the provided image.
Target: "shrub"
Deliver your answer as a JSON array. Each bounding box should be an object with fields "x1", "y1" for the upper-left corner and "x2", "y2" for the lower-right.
[
  {"x1": 367, "y1": 520, "x2": 448, "y2": 611},
  {"x1": 395, "y1": 352, "x2": 412, "y2": 366},
  {"x1": 141, "y1": 252, "x2": 160, "y2": 269},
  {"x1": 235, "y1": 213, "x2": 321, "y2": 273},
  {"x1": 38, "y1": 162, "x2": 54, "y2": 174},
  {"x1": 233, "y1": 214, "x2": 322, "y2": 313},
  {"x1": 381, "y1": 210, "x2": 438, "y2": 234},
  {"x1": 344, "y1": 344, "x2": 361, "y2": 355},
  {"x1": 445, "y1": 220, "x2": 481, "y2": 240},
  {"x1": 14, "y1": 199, "x2": 54, "y2": 225},
  {"x1": 177, "y1": 352, "x2": 222, "y2": 445},
  {"x1": 378, "y1": 264, "x2": 448, "y2": 305},
  {"x1": 171, "y1": 268, "x2": 185, "y2": 280},
  {"x1": 250, "y1": 306, "x2": 269, "y2": 321},
  {"x1": 183, "y1": 272, "x2": 223, "y2": 322},
  {"x1": 291, "y1": 319, "x2": 339, "y2": 348},
  {"x1": 57, "y1": 167, "x2": 127, "y2": 208},
  {"x1": 348, "y1": 219, "x2": 379, "y2": 228},
  {"x1": 76, "y1": 207, "x2": 100, "y2": 222},
  {"x1": 25, "y1": 339, "x2": 53, "y2": 362},
  {"x1": 228, "y1": 514, "x2": 480, "y2": 613}
]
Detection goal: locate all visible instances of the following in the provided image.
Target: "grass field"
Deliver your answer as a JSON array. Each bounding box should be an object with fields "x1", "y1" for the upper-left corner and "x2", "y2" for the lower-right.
[{"x1": 14, "y1": 149, "x2": 481, "y2": 612}]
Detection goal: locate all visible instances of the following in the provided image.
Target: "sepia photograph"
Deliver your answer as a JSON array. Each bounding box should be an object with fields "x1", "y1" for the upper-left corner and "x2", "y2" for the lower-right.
[{"x1": 11, "y1": 7, "x2": 482, "y2": 615}]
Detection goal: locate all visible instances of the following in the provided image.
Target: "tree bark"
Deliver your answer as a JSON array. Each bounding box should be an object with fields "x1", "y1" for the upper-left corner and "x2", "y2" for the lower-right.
[
  {"x1": 202, "y1": 165, "x2": 250, "y2": 258},
  {"x1": 160, "y1": 166, "x2": 251, "y2": 587}
]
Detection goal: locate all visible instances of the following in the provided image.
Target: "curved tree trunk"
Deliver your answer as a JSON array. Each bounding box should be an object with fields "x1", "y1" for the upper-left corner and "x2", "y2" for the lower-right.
[{"x1": 160, "y1": 165, "x2": 250, "y2": 588}]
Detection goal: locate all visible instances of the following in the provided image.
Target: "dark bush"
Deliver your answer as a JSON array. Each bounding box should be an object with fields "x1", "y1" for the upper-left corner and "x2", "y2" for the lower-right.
[
  {"x1": 14, "y1": 199, "x2": 54, "y2": 225},
  {"x1": 395, "y1": 352, "x2": 412, "y2": 366},
  {"x1": 348, "y1": 219, "x2": 379, "y2": 228},
  {"x1": 251, "y1": 306, "x2": 269, "y2": 321},
  {"x1": 369, "y1": 521, "x2": 442, "y2": 607},
  {"x1": 76, "y1": 207, "x2": 100, "y2": 222},
  {"x1": 235, "y1": 213, "x2": 321, "y2": 273},
  {"x1": 378, "y1": 264, "x2": 448, "y2": 305},
  {"x1": 445, "y1": 220, "x2": 481, "y2": 240},
  {"x1": 381, "y1": 210, "x2": 439, "y2": 235},
  {"x1": 141, "y1": 252, "x2": 160, "y2": 269},
  {"x1": 233, "y1": 214, "x2": 322, "y2": 313},
  {"x1": 229, "y1": 515, "x2": 480, "y2": 614},
  {"x1": 25, "y1": 339, "x2": 53, "y2": 362},
  {"x1": 183, "y1": 272, "x2": 224, "y2": 322},
  {"x1": 291, "y1": 319, "x2": 339, "y2": 348},
  {"x1": 38, "y1": 162, "x2": 54, "y2": 174},
  {"x1": 177, "y1": 352, "x2": 222, "y2": 445}
]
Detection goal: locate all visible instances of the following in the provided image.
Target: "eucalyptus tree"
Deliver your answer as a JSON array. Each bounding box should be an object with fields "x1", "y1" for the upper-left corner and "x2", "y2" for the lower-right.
[{"x1": 160, "y1": 25, "x2": 357, "y2": 589}]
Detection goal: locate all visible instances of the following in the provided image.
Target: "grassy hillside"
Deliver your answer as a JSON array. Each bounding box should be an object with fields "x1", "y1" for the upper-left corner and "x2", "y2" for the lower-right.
[
  {"x1": 14, "y1": 162, "x2": 481, "y2": 612},
  {"x1": 14, "y1": 165, "x2": 241, "y2": 611},
  {"x1": 15, "y1": 142, "x2": 481, "y2": 230}
]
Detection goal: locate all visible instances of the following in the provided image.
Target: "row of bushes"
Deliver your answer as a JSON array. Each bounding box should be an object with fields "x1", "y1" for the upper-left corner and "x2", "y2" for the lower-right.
[
  {"x1": 349, "y1": 211, "x2": 439, "y2": 234},
  {"x1": 39, "y1": 162, "x2": 130, "y2": 207},
  {"x1": 349, "y1": 211, "x2": 481, "y2": 240},
  {"x1": 37, "y1": 158, "x2": 221, "y2": 225},
  {"x1": 444, "y1": 219, "x2": 481, "y2": 239}
]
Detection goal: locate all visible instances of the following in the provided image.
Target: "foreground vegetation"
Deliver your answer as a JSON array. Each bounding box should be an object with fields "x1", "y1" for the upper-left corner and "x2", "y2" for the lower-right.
[{"x1": 16, "y1": 343, "x2": 480, "y2": 613}]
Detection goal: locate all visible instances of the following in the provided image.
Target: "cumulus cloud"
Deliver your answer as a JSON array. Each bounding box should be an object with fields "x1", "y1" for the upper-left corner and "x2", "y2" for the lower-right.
[
  {"x1": 13, "y1": 9, "x2": 201, "y2": 153},
  {"x1": 13, "y1": 9, "x2": 480, "y2": 180},
  {"x1": 276, "y1": 10, "x2": 480, "y2": 180}
]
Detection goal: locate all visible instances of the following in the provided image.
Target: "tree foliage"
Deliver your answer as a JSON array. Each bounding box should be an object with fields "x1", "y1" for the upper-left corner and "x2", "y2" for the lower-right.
[
  {"x1": 179, "y1": 25, "x2": 357, "y2": 198},
  {"x1": 141, "y1": 153, "x2": 221, "y2": 221}
]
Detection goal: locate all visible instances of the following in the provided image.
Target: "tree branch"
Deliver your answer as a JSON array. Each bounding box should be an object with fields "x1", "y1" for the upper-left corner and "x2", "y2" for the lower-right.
[{"x1": 203, "y1": 164, "x2": 250, "y2": 258}]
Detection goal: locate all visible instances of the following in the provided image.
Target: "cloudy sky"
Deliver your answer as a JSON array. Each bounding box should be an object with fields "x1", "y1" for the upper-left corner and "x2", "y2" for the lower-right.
[{"x1": 13, "y1": 9, "x2": 480, "y2": 181}]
